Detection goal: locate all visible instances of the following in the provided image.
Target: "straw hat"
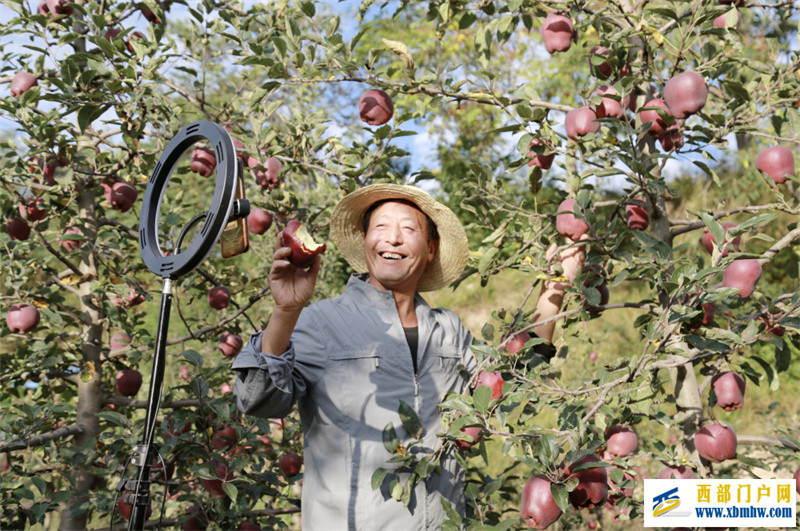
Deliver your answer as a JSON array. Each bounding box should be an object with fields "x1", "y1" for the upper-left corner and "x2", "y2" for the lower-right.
[{"x1": 330, "y1": 184, "x2": 469, "y2": 292}]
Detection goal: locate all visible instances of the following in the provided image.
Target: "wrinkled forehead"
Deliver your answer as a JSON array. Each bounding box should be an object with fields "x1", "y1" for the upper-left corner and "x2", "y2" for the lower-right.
[{"x1": 369, "y1": 199, "x2": 427, "y2": 225}]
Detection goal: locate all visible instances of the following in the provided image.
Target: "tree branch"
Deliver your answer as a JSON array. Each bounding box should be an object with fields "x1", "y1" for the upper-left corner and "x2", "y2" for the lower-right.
[{"x1": 0, "y1": 424, "x2": 84, "y2": 452}]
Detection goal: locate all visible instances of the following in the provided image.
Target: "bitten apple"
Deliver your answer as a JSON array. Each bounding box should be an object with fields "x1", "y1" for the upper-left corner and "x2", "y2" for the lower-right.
[
  {"x1": 664, "y1": 71, "x2": 708, "y2": 119},
  {"x1": 283, "y1": 219, "x2": 326, "y2": 269},
  {"x1": 756, "y1": 146, "x2": 794, "y2": 184},
  {"x1": 565, "y1": 454, "x2": 608, "y2": 509},
  {"x1": 605, "y1": 425, "x2": 639, "y2": 458},
  {"x1": 10, "y1": 72, "x2": 38, "y2": 98},
  {"x1": 6, "y1": 303, "x2": 41, "y2": 334},
  {"x1": 540, "y1": 13, "x2": 573, "y2": 54},
  {"x1": 565, "y1": 106, "x2": 599, "y2": 139},
  {"x1": 694, "y1": 422, "x2": 737, "y2": 462},
  {"x1": 358, "y1": 89, "x2": 394, "y2": 126},
  {"x1": 711, "y1": 371, "x2": 745, "y2": 411},
  {"x1": 218, "y1": 331, "x2": 243, "y2": 357},
  {"x1": 520, "y1": 474, "x2": 563, "y2": 529},
  {"x1": 476, "y1": 370, "x2": 504, "y2": 400},
  {"x1": 556, "y1": 198, "x2": 589, "y2": 241},
  {"x1": 247, "y1": 208, "x2": 272, "y2": 235},
  {"x1": 207, "y1": 285, "x2": 231, "y2": 310},
  {"x1": 722, "y1": 259, "x2": 761, "y2": 297},
  {"x1": 279, "y1": 453, "x2": 303, "y2": 476},
  {"x1": 115, "y1": 369, "x2": 143, "y2": 396},
  {"x1": 702, "y1": 221, "x2": 740, "y2": 256}
]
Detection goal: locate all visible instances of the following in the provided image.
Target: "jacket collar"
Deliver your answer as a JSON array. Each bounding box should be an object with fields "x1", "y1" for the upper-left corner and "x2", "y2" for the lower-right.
[{"x1": 347, "y1": 273, "x2": 432, "y2": 320}]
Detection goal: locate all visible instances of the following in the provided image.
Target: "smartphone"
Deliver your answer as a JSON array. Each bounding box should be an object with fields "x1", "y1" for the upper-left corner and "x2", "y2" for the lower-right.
[{"x1": 220, "y1": 162, "x2": 250, "y2": 258}]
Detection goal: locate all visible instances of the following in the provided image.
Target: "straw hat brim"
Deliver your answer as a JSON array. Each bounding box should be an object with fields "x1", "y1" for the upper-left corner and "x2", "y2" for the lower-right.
[{"x1": 330, "y1": 184, "x2": 469, "y2": 292}]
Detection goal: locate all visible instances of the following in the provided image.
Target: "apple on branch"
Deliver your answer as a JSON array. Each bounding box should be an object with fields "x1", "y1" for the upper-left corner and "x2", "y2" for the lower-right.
[
  {"x1": 19, "y1": 198, "x2": 47, "y2": 222},
  {"x1": 657, "y1": 465, "x2": 695, "y2": 479},
  {"x1": 10, "y1": 72, "x2": 38, "y2": 98},
  {"x1": 702, "y1": 221, "x2": 740, "y2": 256},
  {"x1": 520, "y1": 474, "x2": 563, "y2": 529},
  {"x1": 527, "y1": 139, "x2": 555, "y2": 170},
  {"x1": 587, "y1": 46, "x2": 612, "y2": 79},
  {"x1": 199, "y1": 462, "x2": 233, "y2": 499},
  {"x1": 711, "y1": 371, "x2": 746, "y2": 411},
  {"x1": 565, "y1": 454, "x2": 608, "y2": 509},
  {"x1": 58, "y1": 226, "x2": 81, "y2": 252},
  {"x1": 190, "y1": 147, "x2": 216, "y2": 177},
  {"x1": 218, "y1": 331, "x2": 244, "y2": 357},
  {"x1": 595, "y1": 86, "x2": 626, "y2": 119},
  {"x1": 756, "y1": 146, "x2": 794, "y2": 184},
  {"x1": 248, "y1": 155, "x2": 283, "y2": 189},
  {"x1": 279, "y1": 453, "x2": 303, "y2": 476},
  {"x1": 282, "y1": 219, "x2": 326, "y2": 269},
  {"x1": 556, "y1": 198, "x2": 589, "y2": 241},
  {"x1": 6, "y1": 303, "x2": 41, "y2": 334},
  {"x1": 211, "y1": 424, "x2": 238, "y2": 450},
  {"x1": 358, "y1": 89, "x2": 394, "y2": 126},
  {"x1": 207, "y1": 285, "x2": 231, "y2": 310},
  {"x1": 475, "y1": 370, "x2": 504, "y2": 401},
  {"x1": 247, "y1": 208, "x2": 272, "y2": 235},
  {"x1": 455, "y1": 425, "x2": 483, "y2": 451},
  {"x1": 115, "y1": 369, "x2": 143, "y2": 397},
  {"x1": 604, "y1": 425, "x2": 639, "y2": 458},
  {"x1": 565, "y1": 106, "x2": 599, "y2": 139},
  {"x1": 639, "y1": 99, "x2": 672, "y2": 137},
  {"x1": 540, "y1": 13, "x2": 574, "y2": 54},
  {"x1": 664, "y1": 71, "x2": 708, "y2": 119},
  {"x1": 713, "y1": 8, "x2": 741, "y2": 29},
  {"x1": 6, "y1": 218, "x2": 31, "y2": 241},
  {"x1": 625, "y1": 199, "x2": 649, "y2": 230},
  {"x1": 722, "y1": 259, "x2": 762, "y2": 297},
  {"x1": 694, "y1": 422, "x2": 737, "y2": 462},
  {"x1": 110, "y1": 332, "x2": 131, "y2": 352}
]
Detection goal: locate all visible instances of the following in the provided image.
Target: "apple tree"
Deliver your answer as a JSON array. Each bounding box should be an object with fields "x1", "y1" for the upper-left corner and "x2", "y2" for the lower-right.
[{"x1": 1, "y1": 0, "x2": 799, "y2": 529}]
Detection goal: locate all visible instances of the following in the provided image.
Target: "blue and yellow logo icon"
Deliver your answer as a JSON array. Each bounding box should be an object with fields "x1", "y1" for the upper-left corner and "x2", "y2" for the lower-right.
[{"x1": 653, "y1": 487, "x2": 681, "y2": 516}]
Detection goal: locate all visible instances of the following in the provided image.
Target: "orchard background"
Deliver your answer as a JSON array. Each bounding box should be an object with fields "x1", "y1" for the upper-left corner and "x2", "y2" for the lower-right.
[{"x1": 2, "y1": 0, "x2": 800, "y2": 529}]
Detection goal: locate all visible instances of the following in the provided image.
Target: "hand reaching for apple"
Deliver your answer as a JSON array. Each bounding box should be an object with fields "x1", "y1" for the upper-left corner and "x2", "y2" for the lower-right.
[{"x1": 545, "y1": 234, "x2": 589, "y2": 291}]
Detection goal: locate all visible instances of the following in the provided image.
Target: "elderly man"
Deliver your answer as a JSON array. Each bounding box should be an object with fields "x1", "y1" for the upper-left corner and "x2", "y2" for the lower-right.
[{"x1": 232, "y1": 184, "x2": 583, "y2": 530}]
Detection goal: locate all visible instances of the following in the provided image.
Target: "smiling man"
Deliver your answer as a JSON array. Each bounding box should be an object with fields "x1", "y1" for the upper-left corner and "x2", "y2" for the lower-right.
[{"x1": 232, "y1": 184, "x2": 582, "y2": 530}]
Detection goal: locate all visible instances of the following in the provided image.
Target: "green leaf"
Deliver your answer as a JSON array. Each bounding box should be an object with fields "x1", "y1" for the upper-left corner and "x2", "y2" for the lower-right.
[
  {"x1": 182, "y1": 349, "x2": 203, "y2": 367},
  {"x1": 77, "y1": 105, "x2": 106, "y2": 133},
  {"x1": 459, "y1": 12, "x2": 477, "y2": 29},
  {"x1": 473, "y1": 385, "x2": 492, "y2": 414},
  {"x1": 371, "y1": 467, "x2": 387, "y2": 491},
  {"x1": 222, "y1": 482, "x2": 238, "y2": 501},
  {"x1": 390, "y1": 478, "x2": 404, "y2": 501},
  {"x1": 551, "y1": 482, "x2": 569, "y2": 512},
  {"x1": 300, "y1": 1, "x2": 315, "y2": 17},
  {"x1": 398, "y1": 400, "x2": 423, "y2": 439},
  {"x1": 382, "y1": 423, "x2": 399, "y2": 454},
  {"x1": 31, "y1": 476, "x2": 47, "y2": 496}
]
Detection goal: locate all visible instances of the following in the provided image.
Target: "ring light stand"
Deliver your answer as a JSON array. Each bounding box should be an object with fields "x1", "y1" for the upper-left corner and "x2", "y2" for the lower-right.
[{"x1": 124, "y1": 121, "x2": 248, "y2": 530}]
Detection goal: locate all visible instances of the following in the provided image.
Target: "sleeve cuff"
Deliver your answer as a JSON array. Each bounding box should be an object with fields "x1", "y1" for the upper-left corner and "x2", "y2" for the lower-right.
[{"x1": 231, "y1": 331, "x2": 296, "y2": 393}]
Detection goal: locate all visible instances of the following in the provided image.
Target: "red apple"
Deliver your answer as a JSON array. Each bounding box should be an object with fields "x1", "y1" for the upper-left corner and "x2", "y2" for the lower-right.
[
  {"x1": 694, "y1": 422, "x2": 737, "y2": 462},
  {"x1": 211, "y1": 424, "x2": 237, "y2": 450},
  {"x1": 141, "y1": 0, "x2": 163, "y2": 23},
  {"x1": 115, "y1": 369, "x2": 143, "y2": 396},
  {"x1": 639, "y1": 99, "x2": 672, "y2": 137},
  {"x1": 58, "y1": 226, "x2": 81, "y2": 251},
  {"x1": 711, "y1": 371, "x2": 745, "y2": 411},
  {"x1": 220, "y1": 383, "x2": 232, "y2": 394},
  {"x1": 237, "y1": 524, "x2": 261, "y2": 531},
  {"x1": 625, "y1": 199, "x2": 648, "y2": 230},
  {"x1": 103, "y1": 28, "x2": 121, "y2": 41},
  {"x1": 657, "y1": 465, "x2": 695, "y2": 479},
  {"x1": 455, "y1": 425, "x2": 483, "y2": 451},
  {"x1": 189, "y1": 147, "x2": 216, "y2": 177},
  {"x1": 588, "y1": 351, "x2": 598, "y2": 361},
  {"x1": 701, "y1": 302, "x2": 716, "y2": 327},
  {"x1": 358, "y1": 89, "x2": 394, "y2": 126},
  {"x1": 566, "y1": 454, "x2": 608, "y2": 509},
  {"x1": 37, "y1": 0, "x2": 48, "y2": 15},
  {"x1": 520, "y1": 474, "x2": 563, "y2": 529},
  {"x1": 150, "y1": 457, "x2": 174, "y2": 483},
  {"x1": 476, "y1": 370, "x2": 504, "y2": 400},
  {"x1": 199, "y1": 462, "x2": 233, "y2": 499},
  {"x1": 540, "y1": 13, "x2": 573, "y2": 54},
  {"x1": 207, "y1": 285, "x2": 231, "y2": 310},
  {"x1": 756, "y1": 146, "x2": 794, "y2": 184},
  {"x1": 528, "y1": 139, "x2": 555, "y2": 169},
  {"x1": 701, "y1": 221, "x2": 740, "y2": 256},
  {"x1": 6, "y1": 218, "x2": 31, "y2": 241},
  {"x1": 595, "y1": 86, "x2": 626, "y2": 119},
  {"x1": 30, "y1": 157, "x2": 57, "y2": 185},
  {"x1": 565, "y1": 106, "x2": 599, "y2": 139},
  {"x1": 793, "y1": 467, "x2": 799, "y2": 495},
  {"x1": 110, "y1": 182, "x2": 138, "y2": 212},
  {"x1": 722, "y1": 259, "x2": 761, "y2": 297},
  {"x1": 6, "y1": 304, "x2": 41, "y2": 334},
  {"x1": 110, "y1": 332, "x2": 131, "y2": 352},
  {"x1": 10, "y1": 72, "x2": 38, "y2": 98},
  {"x1": 556, "y1": 198, "x2": 589, "y2": 241},
  {"x1": 605, "y1": 425, "x2": 639, "y2": 457},
  {"x1": 248, "y1": 156, "x2": 283, "y2": 189},
  {"x1": 588, "y1": 46, "x2": 612, "y2": 79},
  {"x1": 19, "y1": 198, "x2": 46, "y2": 222},
  {"x1": 247, "y1": 208, "x2": 272, "y2": 235},
  {"x1": 606, "y1": 465, "x2": 635, "y2": 503},
  {"x1": 659, "y1": 125, "x2": 684, "y2": 151},
  {"x1": 713, "y1": 8, "x2": 741, "y2": 29},
  {"x1": 279, "y1": 453, "x2": 303, "y2": 476},
  {"x1": 504, "y1": 331, "x2": 531, "y2": 355},
  {"x1": 182, "y1": 505, "x2": 208, "y2": 531},
  {"x1": 664, "y1": 71, "x2": 708, "y2": 119},
  {"x1": 218, "y1": 331, "x2": 243, "y2": 357},
  {"x1": 759, "y1": 314, "x2": 785, "y2": 336},
  {"x1": 283, "y1": 219, "x2": 326, "y2": 269}
]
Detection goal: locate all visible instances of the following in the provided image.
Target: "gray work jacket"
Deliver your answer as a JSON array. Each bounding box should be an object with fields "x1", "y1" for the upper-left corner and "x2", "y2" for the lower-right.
[{"x1": 232, "y1": 274, "x2": 476, "y2": 530}]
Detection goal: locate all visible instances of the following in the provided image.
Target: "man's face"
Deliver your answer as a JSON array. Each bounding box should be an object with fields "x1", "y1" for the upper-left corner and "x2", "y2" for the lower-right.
[{"x1": 364, "y1": 201, "x2": 437, "y2": 294}]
